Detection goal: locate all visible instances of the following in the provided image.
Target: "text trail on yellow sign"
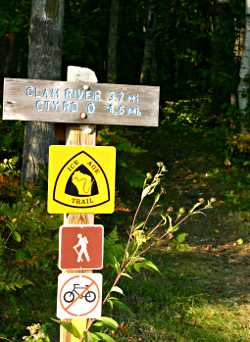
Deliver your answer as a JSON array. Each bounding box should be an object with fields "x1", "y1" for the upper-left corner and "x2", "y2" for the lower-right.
[{"x1": 48, "y1": 146, "x2": 116, "y2": 214}]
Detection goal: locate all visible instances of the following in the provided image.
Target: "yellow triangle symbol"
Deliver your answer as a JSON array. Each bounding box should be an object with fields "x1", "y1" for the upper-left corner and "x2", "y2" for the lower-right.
[{"x1": 53, "y1": 151, "x2": 110, "y2": 209}]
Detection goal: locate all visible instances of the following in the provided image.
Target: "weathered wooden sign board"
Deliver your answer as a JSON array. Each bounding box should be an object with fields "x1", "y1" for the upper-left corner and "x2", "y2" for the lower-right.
[{"x1": 3, "y1": 78, "x2": 159, "y2": 127}]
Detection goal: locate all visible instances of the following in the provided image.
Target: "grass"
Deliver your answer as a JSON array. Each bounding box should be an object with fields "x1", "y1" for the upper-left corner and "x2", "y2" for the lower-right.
[
  {"x1": 107, "y1": 122, "x2": 250, "y2": 341},
  {"x1": 113, "y1": 244, "x2": 250, "y2": 341}
]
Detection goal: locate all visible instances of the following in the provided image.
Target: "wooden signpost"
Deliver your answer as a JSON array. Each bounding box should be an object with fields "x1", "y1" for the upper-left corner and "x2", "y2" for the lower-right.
[
  {"x1": 61, "y1": 67, "x2": 98, "y2": 342},
  {"x1": 2, "y1": 66, "x2": 160, "y2": 342}
]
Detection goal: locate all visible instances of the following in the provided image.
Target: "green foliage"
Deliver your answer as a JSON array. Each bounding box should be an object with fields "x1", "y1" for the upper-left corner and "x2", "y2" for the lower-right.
[
  {"x1": 104, "y1": 227, "x2": 124, "y2": 270},
  {"x1": 132, "y1": 258, "x2": 160, "y2": 273},
  {"x1": 228, "y1": 132, "x2": 250, "y2": 155},
  {"x1": 0, "y1": 119, "x2": 24, "y2": 157},
  {"x1": 98, "y1": 127, "x2": 147, "y2": 190},
  {"x1": 63, "y1": 0, "x2": 110, "y2": 76},
  {"x1": 22, "y1": 323, "x2": 50, "y2": 342},
  {"x1": 0, "y1": 270, "x2": 32, "y2": 292},
  {"x1": 0, "y1": 157, "x2": 20, "y2": 177},
  {"x1": 0, "y1": 0, "x2": 31, "y2": 36},
  {"x1": 88, "y1": 331, "x2": 116, "y2": 342},
  {"x1": 0, "y1": 190, "x2": 60, "y2": 341},
  {"x1": 162, "y1": 98, "x2": 212, "y2": 127},
  {"x1": 52, "y1": 319, "x2": 81, "y2": 339},
  {"x1": 94, "y1": 317, "x2": 119, "y2": 331}
]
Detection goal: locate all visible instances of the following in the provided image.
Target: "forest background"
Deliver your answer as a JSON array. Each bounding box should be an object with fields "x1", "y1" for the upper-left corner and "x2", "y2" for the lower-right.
[{"x1": 1, "y1": 0, "x2": 250, "y2": 341}]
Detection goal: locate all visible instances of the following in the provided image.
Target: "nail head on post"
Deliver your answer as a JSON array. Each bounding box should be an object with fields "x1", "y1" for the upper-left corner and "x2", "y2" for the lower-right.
[{"x1": 80, "y1": 112, "x2": 87, "y2": 119}]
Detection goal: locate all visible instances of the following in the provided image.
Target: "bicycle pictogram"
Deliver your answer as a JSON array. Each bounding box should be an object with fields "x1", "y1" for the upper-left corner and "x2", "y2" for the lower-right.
[{"x1": 63, "y1": 283, "x2": 96, "y2": 303}]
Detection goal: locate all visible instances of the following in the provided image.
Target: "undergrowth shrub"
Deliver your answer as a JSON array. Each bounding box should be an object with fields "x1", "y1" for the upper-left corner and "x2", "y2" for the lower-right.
[{"x1": 0, "y1": 190, "x2": 61, "y2": 341}]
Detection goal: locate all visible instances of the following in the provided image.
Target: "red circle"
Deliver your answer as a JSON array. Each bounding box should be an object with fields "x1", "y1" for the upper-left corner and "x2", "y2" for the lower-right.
[{"x1": 59, "y1": 274, "x2": 100, "y2": 317}]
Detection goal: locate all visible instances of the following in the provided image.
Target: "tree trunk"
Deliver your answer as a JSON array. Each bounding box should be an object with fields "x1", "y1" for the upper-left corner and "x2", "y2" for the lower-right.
[
  {"x1": 140, "y1": 0, "x2": 157, "y2": 84},
  {"x1": 238, "y1": 0, "x2": 250, "y2": 131},
  {"x1": 22, "y1": 0, "x2": 64, "y2": 185},
  {"x1": 3, "y1": 32, "x2": 18, "y2": 77},
  {"x1": 107, "y1": 0, "x2": 119, "y2": 83},
  {"x1": 210, "y1": 0, "x2": 234, "y2": 113}
]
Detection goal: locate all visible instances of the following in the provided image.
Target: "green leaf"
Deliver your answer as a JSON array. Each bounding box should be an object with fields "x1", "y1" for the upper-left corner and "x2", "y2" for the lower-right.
[
  {"x1": 93, "y1": 332, "x2": 116, "y2": 342},
  {"x1": 26, "y1": 191, "x2": 33, "y2": 198},
  {"x1": 176, "y1": 207, "x2": 186, "y2": 220},
  {"x1": 87, "y1": 331, "x2": 101, "y2": 341},
  {"x1": 110, "y1": 286, "x2": 124, "y2": 295},
  {"x1": 121, "y1": 272, "x2": 133, "y2": 280},
  {"x1": 131, "y1": 230, "x2": 148, "y2": 245},
  {"x1": 236, "y1": 238, "x2": 244, "y2": 245},
  {"x1": 134, "y1": 259, "x2": 161, "y2": 273},
  {"x1": 95, "y1": 316, "x2": 119, "y2": 330},
  {"x1": 108, "y1": 297, "x2": 133, "y2": 314},
  {"x1": 154, "y1": 192, "x2": 161, "y2": 204},
  {"x1": 133, "y1": 221, "x2": 145, "y2": 230},
  {"x1": 141, "y1": 185, "x2": 153, "y2": 200},
  {"x1": 117, "y1": 141, "x2": 146, "y2": 154},
  {"x1": 104, "y1": 228, "x2": 124, "y2": 269},
  {"x1": 176, "y1": 232, "x2": 188, "y2": 243},
  {"x1": 51, "y1": 318, "x2": 81, "y2": 338},
  {"x1": 13, "y1": 230, "x2": 21, "y2": 242},
  {"x1": 15, "y1": 250, "x2": 31, "y2": 260},
  {"x1": 0, "y1": 269, "x2": 33, "y2": 291}
]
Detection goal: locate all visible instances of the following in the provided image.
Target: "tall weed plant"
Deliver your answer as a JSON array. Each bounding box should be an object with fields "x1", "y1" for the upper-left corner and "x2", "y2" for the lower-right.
[{"x1": 57, "y1": 162, "x2": 215, "y2": 341}]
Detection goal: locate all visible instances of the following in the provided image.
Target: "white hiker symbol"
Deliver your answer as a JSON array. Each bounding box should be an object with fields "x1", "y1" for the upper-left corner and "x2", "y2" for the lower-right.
[{"x1": 73, "y1": 234, "x2": 90, "y2": 263}]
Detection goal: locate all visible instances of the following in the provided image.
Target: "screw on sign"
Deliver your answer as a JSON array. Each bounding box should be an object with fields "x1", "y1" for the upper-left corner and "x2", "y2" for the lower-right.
[{"x1": 57, "y1": 273, "x2": 102, "y2": 319}]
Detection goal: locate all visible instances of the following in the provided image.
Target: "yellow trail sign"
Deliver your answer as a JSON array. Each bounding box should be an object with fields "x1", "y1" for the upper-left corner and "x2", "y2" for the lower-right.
[{"x1": 48, "y1": 146, "x2": 116, "y2": 214}]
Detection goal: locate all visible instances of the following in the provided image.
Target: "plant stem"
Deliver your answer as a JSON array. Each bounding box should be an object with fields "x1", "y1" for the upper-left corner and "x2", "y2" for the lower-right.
[
  {"x1": 142, "y1": 191, "x2": 162, "y2": 230},
  {"x1": 147, "y1": 218, "x2": 164, "y2": 237}
]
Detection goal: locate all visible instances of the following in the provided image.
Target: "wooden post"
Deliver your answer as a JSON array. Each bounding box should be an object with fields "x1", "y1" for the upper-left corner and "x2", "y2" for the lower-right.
[{"x1": 60, "y1": 66, "x2": 97, "y2": 342}]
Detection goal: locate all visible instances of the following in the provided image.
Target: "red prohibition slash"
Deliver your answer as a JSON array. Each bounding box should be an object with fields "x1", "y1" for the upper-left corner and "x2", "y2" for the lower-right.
[{"x1": 59, "y1": 275, "x2": 100, "y2": 317}]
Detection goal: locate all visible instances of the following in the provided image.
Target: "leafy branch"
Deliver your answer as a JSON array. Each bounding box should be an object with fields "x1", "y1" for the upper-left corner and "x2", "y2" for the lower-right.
[{"x1": 84, "y1": 162, "x2": 215, "y2": 339}]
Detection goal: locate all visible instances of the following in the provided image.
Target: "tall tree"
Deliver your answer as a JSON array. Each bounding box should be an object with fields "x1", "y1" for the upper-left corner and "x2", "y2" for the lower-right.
[
  {"x1": 210, "y1": 0, "x2": 235, "y2": 112},
  {"x1": 22, "y1": 0, "x2": 64, "y2": 184},
  {"x1": 107, "y1": 0, "x2": 119, "y2": 82},
  {"x1": 238, "y1": 0, "x2": 250, "y2": 131},
  {"x1": 140, "y1": 0, "x2": 157, "y2": 84}
]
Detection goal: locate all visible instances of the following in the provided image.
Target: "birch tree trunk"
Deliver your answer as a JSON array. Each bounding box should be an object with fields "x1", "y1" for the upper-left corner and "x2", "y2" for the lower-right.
[
  {"x1": 238, "y1": 0, "x2": 250, "y2": 132},
  {"x1": 22, "y1": 0, "x2": 64, "y2": 185},
  {"x1": 140, "y1": 0, "x2": 157, "y2": 84},
  {"x1": 107, "y1": 0, "x2": 119, "y2": 83}
]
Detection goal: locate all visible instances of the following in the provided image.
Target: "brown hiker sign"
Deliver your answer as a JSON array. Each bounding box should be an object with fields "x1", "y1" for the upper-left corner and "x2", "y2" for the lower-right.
[{"x1": 59, "y1": 225, "x2": 104, "y2": 271}]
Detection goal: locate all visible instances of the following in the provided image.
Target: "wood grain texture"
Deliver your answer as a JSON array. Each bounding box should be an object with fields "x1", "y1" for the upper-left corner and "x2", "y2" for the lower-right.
[
  {"x1": 3, "y1": 77, "x2": 159, "y2": 127},
  {"x1": 59, "y1": 67, "x2": 97, "y2": 342}
]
